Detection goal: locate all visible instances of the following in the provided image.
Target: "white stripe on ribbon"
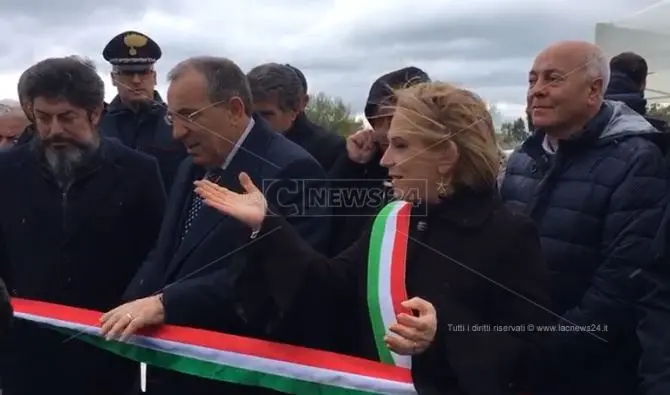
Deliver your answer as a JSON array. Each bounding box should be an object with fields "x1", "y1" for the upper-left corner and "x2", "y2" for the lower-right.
[
  {"x1": 377, "y1": 202, "x2": 411, "y2": 369},
  {"x1": 16, "y1": 312, "x2": 417, "y2": 395}
]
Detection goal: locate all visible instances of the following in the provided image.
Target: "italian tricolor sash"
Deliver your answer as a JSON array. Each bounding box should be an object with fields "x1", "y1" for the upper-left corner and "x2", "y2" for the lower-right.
[
  {"x1": 12, "y1": 298, "x2": 416, "y2": 394},
  {"x1": 367, "y1": 200, "x2": 413, "y2": 368}
]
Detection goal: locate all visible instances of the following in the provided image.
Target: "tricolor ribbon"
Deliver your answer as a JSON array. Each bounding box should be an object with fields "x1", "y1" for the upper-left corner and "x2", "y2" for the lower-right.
[
  {"x1": 12, "y1": 298, "x2": 416, "y2": 395},
  {"x1": 11, "y1": 201, "x2": 418, "y2": 394}
]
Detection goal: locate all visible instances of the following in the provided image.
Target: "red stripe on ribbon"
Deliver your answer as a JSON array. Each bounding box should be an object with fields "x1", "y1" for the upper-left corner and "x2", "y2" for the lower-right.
[{"x1": 12, "y1": 297, "x2": 412, "y2": 383}]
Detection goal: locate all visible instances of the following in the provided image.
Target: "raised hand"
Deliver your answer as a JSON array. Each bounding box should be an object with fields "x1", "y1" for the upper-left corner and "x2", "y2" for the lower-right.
[
  {"x1": 346, "y1": 128, "x2": 376, "y2": 164},
  {"x1": 385, "y1": 297, "x2": 438, "y2": 355},
  {"x1": 194, "y1": 172, "x2": 267, "y2": 229}
]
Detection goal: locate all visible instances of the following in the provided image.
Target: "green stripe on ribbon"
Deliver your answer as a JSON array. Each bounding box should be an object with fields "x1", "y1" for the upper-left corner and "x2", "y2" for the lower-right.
[
  {"x1": 366, "y1": 202, "x2": 397, "y2": 365},
  {"x1": 65, "y1": 329, "x2": 379, "y2": 395}
]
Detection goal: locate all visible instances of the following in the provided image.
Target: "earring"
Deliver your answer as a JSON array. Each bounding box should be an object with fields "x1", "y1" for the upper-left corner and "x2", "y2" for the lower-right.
[{"x1": 436, "y1": 177, "x2": 448, "y2": 197}]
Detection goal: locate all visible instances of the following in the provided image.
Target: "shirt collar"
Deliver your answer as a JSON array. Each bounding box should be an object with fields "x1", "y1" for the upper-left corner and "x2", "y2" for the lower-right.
[
  {"x1": 221, "y1": 117, "x2": 255, "y2": 170},
  {"x1": 541, "y1": 134, "x2": 557, "y2": 155}
]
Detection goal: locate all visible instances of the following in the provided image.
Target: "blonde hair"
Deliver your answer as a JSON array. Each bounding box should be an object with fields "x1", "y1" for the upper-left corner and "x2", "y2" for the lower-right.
[{"x1": 391, "y1": 82, "x2": 500, "y2": 190}]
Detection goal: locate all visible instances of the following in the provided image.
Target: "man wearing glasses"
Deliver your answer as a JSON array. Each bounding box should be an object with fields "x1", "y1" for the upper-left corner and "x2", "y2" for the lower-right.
[
  {"x1": 0, "y1": 104, "x2": 30, "y2": 151},
  {"x1": 101, "y1": 56, "x2": 331, "y2": 395},
  {"x1": 99, "y1": 30, "x2": 186, "y2": 192}
]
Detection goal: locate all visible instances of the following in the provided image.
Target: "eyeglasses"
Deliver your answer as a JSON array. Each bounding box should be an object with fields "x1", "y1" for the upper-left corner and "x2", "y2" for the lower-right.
[
  {"x1": 112, "y1": 69, "x2": 153, "y2": 79},
  {"x1": 165, "y1": 100, "x2": 226, "y2": 126}
]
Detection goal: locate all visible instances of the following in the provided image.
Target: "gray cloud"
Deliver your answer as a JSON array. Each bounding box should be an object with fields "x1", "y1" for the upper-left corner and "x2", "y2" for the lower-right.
[{"x1": 0, "y1": 0, "x2": 661, "y2": 119}]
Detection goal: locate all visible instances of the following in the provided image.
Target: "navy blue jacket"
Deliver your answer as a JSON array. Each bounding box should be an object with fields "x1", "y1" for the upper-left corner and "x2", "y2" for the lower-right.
[
  {"x1": 606, "y1": 72, "x2": 669, "y2": 133},
  {"x1": 122, "y1": 115, "x2": 331, "y2": 394},
  {"x1": 501, "y1": 101, "x2": 670, "y2": 395},
  {"x1": 98, "y1": 92, "x2": 186, "y2": 192}
]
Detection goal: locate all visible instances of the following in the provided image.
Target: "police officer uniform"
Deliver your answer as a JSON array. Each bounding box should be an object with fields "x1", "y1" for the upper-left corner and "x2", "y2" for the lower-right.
[{"x1": 99, "y1": 30, "x2": 186, "y2": 192}]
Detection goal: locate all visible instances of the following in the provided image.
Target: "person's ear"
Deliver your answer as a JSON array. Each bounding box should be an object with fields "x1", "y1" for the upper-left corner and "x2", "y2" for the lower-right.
[{"x1": 436, "y1": 140, "x2": 459, "y2": 176}]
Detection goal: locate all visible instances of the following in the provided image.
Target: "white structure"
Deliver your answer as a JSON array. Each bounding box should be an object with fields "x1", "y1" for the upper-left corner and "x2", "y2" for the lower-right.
[{"x1": 596, "y1": 0, "x2": 670, "y2": 102}]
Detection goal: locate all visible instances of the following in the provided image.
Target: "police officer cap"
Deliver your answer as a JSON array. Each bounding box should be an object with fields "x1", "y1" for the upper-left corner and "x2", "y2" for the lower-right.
[{"x1": 103, "y1": 31, "x2": 162, "y2": 72}]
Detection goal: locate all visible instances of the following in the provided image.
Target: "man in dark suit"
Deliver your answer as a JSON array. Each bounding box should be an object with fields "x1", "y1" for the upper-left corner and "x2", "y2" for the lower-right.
[
  {"x1": 248, "y1": 63, "x2": 345, "y2": 172},
  {"x1": 101, "y1": 56, "x2": 331, "y2": 394},
  {"x1": 0, "y1": 56, "x2": 165, "y2": 395}
]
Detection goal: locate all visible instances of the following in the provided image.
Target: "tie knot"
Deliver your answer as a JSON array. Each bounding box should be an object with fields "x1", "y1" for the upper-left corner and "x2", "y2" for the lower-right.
[{"x1": 205, "y1": 169, "x2": 223, "y2": 183}]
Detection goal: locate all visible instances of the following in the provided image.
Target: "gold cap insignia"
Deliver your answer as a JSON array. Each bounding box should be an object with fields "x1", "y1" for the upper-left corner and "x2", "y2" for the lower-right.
[{"x1": 123, "y1": 33, "x2": 148, "y2": 56}]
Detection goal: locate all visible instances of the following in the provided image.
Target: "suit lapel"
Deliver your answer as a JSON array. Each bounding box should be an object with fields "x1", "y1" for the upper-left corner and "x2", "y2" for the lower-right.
[{"x1": 164, "y1": 118, "x2": 270, "y2": 278}]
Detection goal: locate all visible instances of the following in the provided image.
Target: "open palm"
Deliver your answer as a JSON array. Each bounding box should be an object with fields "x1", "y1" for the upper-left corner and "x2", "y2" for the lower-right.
[{"x1": 194, "y1": 172, "x2": 267, "y2": 228}]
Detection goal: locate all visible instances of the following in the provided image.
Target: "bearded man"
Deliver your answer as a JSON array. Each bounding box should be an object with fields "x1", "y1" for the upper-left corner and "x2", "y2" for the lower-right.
[{"x1": 0, "y1": 56, "x2": 165, "y2": 395}]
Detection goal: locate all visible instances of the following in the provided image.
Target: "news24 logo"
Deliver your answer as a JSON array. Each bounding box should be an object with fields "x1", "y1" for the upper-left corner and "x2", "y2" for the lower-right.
[{"x1": 260, "y1": 178, "x2": 428, "y2": 216}]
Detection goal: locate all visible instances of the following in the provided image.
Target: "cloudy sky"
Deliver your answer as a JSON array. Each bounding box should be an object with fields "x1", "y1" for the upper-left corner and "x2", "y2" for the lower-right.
[{"x1": 0, "y1": 0, "x2": 663, "y2": 120}]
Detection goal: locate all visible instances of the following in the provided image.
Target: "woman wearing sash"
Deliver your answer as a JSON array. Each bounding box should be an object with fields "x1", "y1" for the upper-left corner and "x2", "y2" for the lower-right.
[{"x1": 195, "y1": 82, "x2": 551, "y2": 395}]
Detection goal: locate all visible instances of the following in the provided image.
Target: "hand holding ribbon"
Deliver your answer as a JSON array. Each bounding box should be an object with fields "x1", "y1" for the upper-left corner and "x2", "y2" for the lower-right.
[{"x1": 385, "y1": 297, "x2": 437, "y2": 355}]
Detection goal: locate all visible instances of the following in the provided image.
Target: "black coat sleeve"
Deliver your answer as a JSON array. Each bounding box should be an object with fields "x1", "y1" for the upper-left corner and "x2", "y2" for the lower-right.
[
  {"x1": 160, "y1": 158, "x2": 334, "y2": 325},
  {"x1": 242, "y1": 212, "x2": 366, "y2": 316}
]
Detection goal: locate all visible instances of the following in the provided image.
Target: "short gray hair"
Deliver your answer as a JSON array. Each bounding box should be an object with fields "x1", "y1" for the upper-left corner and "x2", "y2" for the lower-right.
[
  {"x1": 584, "y1": 47, "x2": 610, "y2": 97},
  {"x1": 247, "y1": 63, "x2": 303, "y2": 112},
  {"x1": 167, "y1": 56, "x2": 252, "y2": 116}
]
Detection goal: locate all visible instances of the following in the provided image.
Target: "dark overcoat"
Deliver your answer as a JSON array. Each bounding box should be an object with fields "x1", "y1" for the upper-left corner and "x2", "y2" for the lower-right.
[{"x1": 0, "y1": 138, "x2": 166, "y2": 395}]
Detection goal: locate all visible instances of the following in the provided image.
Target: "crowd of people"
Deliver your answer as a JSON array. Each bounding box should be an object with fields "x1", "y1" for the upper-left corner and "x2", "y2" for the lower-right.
[{"x1": 0, "y1": 29, "x2": 668, "y2": 395}]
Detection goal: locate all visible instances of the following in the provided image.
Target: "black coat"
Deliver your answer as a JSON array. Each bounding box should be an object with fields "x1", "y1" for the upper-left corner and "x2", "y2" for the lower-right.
[
  {"x1": 327, "y1": 149, "x2": 389, "y2": 255},
  {"x1": 284, "y1": 113, "x2": 345, "y2": 172},
  {"x1": 123, "y1": 115, "x2": 332, "y2": 395},
  {"x1": 237, "y1": 187, "x2": 552, "y2": 395},
  {"x1": 99, "y1": 92, "x2": 187, "y2": 192},
  {"x1": 0, "y1": 138, "x2": 166, "y2": 395}
]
